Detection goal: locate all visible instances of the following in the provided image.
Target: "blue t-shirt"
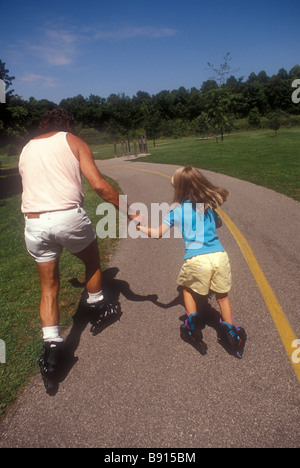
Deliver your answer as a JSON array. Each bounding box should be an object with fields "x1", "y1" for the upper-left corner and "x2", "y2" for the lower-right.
[{"x1": 163, "y1": 202, "x2": 225, "y2": 260}]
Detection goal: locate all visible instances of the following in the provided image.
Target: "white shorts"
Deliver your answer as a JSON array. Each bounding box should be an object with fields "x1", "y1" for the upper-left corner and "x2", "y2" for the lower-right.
[{"x1": 24, "y1": 207, "x2": 96, "y2": 263}]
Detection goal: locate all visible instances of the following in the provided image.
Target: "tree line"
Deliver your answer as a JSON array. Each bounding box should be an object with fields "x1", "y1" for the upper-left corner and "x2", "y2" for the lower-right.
[{"x1": 1, "y1": 57, "x2": 300, "y2": 148}]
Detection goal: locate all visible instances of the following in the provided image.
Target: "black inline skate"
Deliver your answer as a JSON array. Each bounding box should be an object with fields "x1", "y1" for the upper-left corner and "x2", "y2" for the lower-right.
[
  {"x1": 218, "y1": 321, "x2": 247, "y2": 359},
  {"x1": 79, "y1": 290, "x2": 121, "y2": 336},
  {"x1": 89, "y1": 300, "x2": 121, "y2": 336},
  {"x1": 38, "y1": 341, "x2": 63, "y2": 395}
]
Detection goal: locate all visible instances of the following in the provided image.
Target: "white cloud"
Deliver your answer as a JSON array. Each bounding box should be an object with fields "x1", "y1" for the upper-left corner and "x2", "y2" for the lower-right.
[
  {"x1": 94, "y1": 26, "x2": 177, "y2": 41},
  {"x1": 20, "y1": 73, "x2": 59, "y2": 88},
  {"x1": 22, "y1": 27, "x2": 79, "y2": 66},
  {"x1": 9, "y1": 23, "x2": 177, "y2": 69}
]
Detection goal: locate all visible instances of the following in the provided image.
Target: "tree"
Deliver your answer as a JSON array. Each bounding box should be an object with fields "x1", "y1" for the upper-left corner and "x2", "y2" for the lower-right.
[
  {"x1": 289, "y1": 65, "x2": 300, "y2": 79},
  {"x1": 141, "y1": 102, "x2": 161, "y2": 146},
  {"x1": 0, "y1": 60, "x2": 17, "y2": 141},
  {"x1": 195, "y1": 112, "x2": 209, "y2": 137},
  {"x1": 0, "y1": 59, "x2": 15, "y2": 100},
  {"x1": 204, "y1": 89, "x2": 235, "y2": 141},
  {"x1": 5, "y1": 106, "x2": 28, "y2": 140},
  {"x1": 242, "y1": 81, "x2": 269, "y2": 116},
  {"x1": 207, "y1": 52, "x2": 239, "y2": 87},
  {"x1": 106, "y1": 93, "x2": 136, "y2": 141},
  {"x1": 268, "y1": 113, "x2": 281, "y2": 136},
  {"x1": 248, "y1": 107, "x2": 261, "y2": 128},
  {"x1": 200, "y1": 80, "x2": 218, "y2": 93},
  {"x1": 257, "y1": 70, "x2": 269, "y2": 83}
]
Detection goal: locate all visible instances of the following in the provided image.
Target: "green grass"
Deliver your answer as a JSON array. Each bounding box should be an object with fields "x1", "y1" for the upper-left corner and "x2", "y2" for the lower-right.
[
  {"x1": 138, "y1": 128, "x2": 300, "y2": 202},
  {"x1": 0, "y1": 165, "x2": 120, "y2": 418}
]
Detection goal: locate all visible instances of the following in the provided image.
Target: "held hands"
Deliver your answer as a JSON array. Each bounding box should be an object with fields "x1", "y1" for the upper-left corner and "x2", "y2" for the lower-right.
[{"x1": 128, "y1": 210, "x2": 146, "y2": 227}]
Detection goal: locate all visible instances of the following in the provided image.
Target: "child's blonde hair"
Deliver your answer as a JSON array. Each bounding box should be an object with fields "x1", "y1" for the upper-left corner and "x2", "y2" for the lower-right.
[{"x1": 171, "y1": 167, "x2": 229, "y2": 210}]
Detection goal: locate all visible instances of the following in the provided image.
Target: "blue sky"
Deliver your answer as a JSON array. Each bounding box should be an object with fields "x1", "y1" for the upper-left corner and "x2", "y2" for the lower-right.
[{"x1": 1, "y1": 0, "x2": 299, "y2": 103}]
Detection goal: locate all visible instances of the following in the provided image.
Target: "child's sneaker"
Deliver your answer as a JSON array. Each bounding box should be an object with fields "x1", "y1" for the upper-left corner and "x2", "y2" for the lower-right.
[{"x1": 219, "y1": 321, "x2": 247, "y2": 359}]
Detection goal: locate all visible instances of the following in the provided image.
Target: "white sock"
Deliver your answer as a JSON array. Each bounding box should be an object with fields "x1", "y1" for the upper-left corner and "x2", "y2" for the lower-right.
[
  {"x1": 86, "y1": 290, "x2": 104, "y2": 304},
  {"x1": 42, "y1": 326, "x2": 64, "y2": 343}
]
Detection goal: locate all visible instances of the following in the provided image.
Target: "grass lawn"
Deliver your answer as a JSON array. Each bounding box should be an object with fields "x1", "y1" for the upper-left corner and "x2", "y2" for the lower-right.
[
  {"x1": 138, "y1": 128, "x2": 300, "y2": 202},
  {"x1": 0, "y1": 155, "x2": 120, "y2": 417}
]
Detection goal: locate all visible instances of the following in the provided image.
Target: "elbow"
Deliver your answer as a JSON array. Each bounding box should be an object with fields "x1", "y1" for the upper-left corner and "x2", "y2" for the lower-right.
[
  {"x1": 93, "y1": 180, "x2": 109, "y2": 198},
  {"x1": 92, "y1": 179, "x2": 105, "y2": 193}
]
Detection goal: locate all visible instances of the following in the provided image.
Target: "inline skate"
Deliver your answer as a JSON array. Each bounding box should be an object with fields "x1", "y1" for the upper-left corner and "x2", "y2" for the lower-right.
[
  {"x1": 89, "y1": 300, "x2": 121, "y2": 336},
  {"x1": 39, "y1": 341, "x2": 63, "y2": 395},
  {"x1": 218, "y1": 320, "x2": 247, "y2": 359}
]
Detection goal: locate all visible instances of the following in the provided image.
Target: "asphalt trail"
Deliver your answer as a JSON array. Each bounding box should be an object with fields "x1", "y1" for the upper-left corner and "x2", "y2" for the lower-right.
[{"x1": 0, "y1": 159, "x2": 299, "y2": 448}]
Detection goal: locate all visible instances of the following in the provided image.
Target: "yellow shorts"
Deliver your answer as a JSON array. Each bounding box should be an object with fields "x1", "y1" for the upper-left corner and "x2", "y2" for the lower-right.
[{"x1": 177, "y1": 251, "x2": 232, "y2": 296}]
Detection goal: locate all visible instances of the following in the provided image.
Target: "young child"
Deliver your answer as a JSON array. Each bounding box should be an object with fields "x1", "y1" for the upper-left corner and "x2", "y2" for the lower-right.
[{"x1": 137, "y1": 166, "x2": 246, "y2": 358}]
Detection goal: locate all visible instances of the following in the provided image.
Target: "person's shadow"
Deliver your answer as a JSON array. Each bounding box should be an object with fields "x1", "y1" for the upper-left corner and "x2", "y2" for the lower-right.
[
  {"x1": 47, "y1": 270, "x2": 233, "y2": 396},
  {"x1": 49, "y1": 267, "x2": 159, "y2": 395},
  {"x1": 153, "y1": 288, "x2": 222, "y2": 356}
]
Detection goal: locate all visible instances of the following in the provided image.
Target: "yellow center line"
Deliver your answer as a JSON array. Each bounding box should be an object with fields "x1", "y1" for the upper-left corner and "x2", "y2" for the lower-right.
[
  {"x1": 217, "y1": 207, "x2": 300, "y2": 382},
  {"x1": 109, "y1": 163, "x2": 300, "y2": 382}
]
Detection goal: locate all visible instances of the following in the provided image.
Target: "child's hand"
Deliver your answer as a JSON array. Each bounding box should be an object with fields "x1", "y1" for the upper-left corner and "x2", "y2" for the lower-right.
[{"x1": 128, "y1": 210, "x2": 146, "y2": 227}]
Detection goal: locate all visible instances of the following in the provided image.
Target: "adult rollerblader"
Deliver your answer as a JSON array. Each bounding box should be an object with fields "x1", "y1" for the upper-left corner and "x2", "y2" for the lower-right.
[{"x1": 19, "y1": 108, "x2": 142, "y2": 393}]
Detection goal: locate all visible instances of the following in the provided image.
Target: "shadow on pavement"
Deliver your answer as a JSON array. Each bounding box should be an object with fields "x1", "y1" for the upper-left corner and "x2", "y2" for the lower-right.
[{"x1": 44, "y1": 267, "x2": 161, "y2": 396}]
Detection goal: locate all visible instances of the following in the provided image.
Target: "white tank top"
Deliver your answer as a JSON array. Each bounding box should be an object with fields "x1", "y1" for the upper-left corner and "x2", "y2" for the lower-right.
[{"x1": 19, "y1": 132, "x2": 84, "y2": 213}]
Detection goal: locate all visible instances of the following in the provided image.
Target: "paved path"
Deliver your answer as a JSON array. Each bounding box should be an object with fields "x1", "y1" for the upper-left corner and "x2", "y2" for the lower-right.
[{"x1": 0, "y1": 158, "x2": 299, "y2": 448}]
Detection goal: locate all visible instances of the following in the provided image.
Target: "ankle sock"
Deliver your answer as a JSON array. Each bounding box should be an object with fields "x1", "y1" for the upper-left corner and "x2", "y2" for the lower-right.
[
  {"x1": 86, "y1": 290, "x2": 104, "y2": 304},
  {"x1": 42, "y1": 326, "x2": 64, "y2": 343}
]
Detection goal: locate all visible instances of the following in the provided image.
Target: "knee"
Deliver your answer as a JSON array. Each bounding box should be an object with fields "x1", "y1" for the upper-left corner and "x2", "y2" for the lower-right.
[{"x1": 215, "y1": 292, "x2": 229, "y2": 301}]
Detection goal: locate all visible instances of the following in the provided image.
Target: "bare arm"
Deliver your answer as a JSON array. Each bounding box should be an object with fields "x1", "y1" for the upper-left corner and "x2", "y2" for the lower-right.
[
  {"x1": 67, "y1": 133, "x2": 134, "y2": 218},
  {"x1": 137, "y1": 222, "x2": 170, "y2": 239}
]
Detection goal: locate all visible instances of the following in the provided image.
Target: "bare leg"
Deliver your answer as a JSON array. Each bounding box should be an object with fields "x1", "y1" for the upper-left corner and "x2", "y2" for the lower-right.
[
  {"x1": 73, "y1": 239, "x2": 102, "y2": 294},
  {"x1": 215, "y1": 292, "x2": 233, "y2": 325},
  {"x1": 182, "y1": 287, "x2": 198, "y2": 316},
  {"x1": 37, "y1": 259, "x2": 60, "y2": 327},
  {"x1": 183, "y1": 287, "x2": 207, "y2": 315}
]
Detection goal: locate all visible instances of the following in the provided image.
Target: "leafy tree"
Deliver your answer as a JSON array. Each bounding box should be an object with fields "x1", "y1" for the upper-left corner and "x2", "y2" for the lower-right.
[
  {"x1": 289, "y1": 65, "x2": 300, "y2": 79},
  {"x1": 200, "y1": 80, "x2": 218, "y2": 94},
  {"x1": 1, "y1": 55, "x2": 300, "y2": 147},
  {"x1": 0, "y1": 59, "x2": 15, "y2": 100},
  {"x1": 5, "y1": 106, "x2": 28, "y2": 140},
  {"x1": 195, "y1": 112, "x2": 209, "y2": 137},
  {"x1": 257, "y1": 70, "x2": 269, "y2": 83},
  {"x1": 242, "y1": 81, "x2": 269, "y2": 116},
  {"x1": 141, "y1": 101, "x2": 161, "y2": 146},
  {"x1": 204, "y1": 89, "x2": 235, "y2": 141},
  {"x1": 0, "y1": 60, "x2": 16, "y2": 141},
  {"x1": 248, "y1": 107, "x2": 261, "y2": 128},
  {"x1": 268, "y1": 113, "x2": 281, "y2": 136}
]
